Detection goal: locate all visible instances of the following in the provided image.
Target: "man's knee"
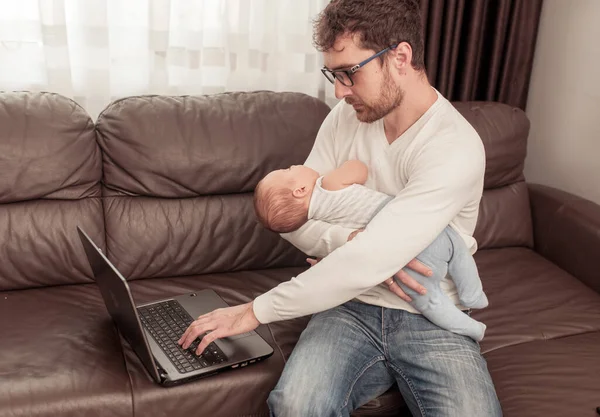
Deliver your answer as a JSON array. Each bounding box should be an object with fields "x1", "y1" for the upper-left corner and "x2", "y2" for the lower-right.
[
  {"x1": 452, "y1": 394, "x2": 503, "y2": 417},
  {"x1": 443, "y1": 376, "x2": 502, "y2": 417},
  {"x1": 267, "y1": 383, "x2": 340, "y2": 417}
]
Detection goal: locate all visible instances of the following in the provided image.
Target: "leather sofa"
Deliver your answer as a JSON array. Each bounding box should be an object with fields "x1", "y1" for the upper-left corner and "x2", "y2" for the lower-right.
[{"x1": 0, "y1": 91, "x2": 599, "y2": 417}]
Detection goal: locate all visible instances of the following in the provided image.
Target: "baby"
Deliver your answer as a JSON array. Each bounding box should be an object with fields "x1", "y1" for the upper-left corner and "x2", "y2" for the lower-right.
[{"x1": 254, "y1": 160, "x2": 489, "y2": 341}]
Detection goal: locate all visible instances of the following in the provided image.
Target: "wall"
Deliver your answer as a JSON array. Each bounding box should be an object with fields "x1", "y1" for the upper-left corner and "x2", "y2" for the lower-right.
[{"x1": 524, "y1": 0, "x2": 600, "y2": 204}]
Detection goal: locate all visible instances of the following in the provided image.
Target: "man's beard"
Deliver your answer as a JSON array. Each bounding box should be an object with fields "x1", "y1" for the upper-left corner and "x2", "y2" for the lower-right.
[{"x1": 346, "y1": 72, "x2": 404, "y2": 123}]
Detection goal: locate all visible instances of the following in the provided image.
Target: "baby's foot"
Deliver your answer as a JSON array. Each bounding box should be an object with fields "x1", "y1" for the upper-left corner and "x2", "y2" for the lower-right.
[{"x1": 461, "y1": 292, "x2": 489, "y2": 309}]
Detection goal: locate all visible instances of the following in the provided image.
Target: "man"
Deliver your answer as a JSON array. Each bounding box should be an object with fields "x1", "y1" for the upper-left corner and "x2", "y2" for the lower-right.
[{"x1": 179, "y1": 0, "x2": 502, "y2": 415}]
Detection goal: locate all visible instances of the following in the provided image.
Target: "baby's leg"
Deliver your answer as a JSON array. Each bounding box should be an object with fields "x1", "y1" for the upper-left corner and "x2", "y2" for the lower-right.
[
  {"x1": 444, "y1": 227, "x2": 488, "y2": 309},
  {"x1": 392, "y1": 230, "x2": 487, "y2": 340},
  {"x1": 394, "y1": 276, "x2": 486, "y2": 342}
]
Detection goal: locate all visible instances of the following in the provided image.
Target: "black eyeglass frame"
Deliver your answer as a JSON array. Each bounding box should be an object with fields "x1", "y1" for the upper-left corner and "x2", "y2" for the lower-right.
[{"x1": 320, "y1": 43, "x2": 400, "y2": 87}]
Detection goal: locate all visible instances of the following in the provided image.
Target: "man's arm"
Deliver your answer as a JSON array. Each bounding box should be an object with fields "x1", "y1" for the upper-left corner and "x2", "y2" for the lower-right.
[
  {"x1": 321, "y1": 160, "x2": 368, "y2": 191},
  {"x1": 253, "y1": 135, "x2": 485, "y2": 323},
  {"x1": 280, "y1": 220, "x2": 354, "y2": 259},
  {"x1": 281, "y1": 102, "x2": 354, "y2": 258}
]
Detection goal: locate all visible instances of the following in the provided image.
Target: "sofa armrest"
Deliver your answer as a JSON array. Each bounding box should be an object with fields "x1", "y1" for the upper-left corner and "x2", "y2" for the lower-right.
[{"x1": 529, "y1": 183, "x2": 600, "y2": 293}]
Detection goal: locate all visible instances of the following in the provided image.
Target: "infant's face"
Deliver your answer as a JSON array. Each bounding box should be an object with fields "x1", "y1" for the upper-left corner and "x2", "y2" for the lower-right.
[{"x1": 264, "y1": 165, "x2": 319, "y2": 189}]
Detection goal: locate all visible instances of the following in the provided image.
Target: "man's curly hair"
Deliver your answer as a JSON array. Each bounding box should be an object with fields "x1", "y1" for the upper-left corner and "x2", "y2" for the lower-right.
[{"x1": 313, "y1": 0, "x2": 425, "y2": 71}]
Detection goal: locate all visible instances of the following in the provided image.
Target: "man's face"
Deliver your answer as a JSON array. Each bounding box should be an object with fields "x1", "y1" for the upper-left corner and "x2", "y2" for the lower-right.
[{"x1": 323, "y1": 34, "x2": 405, "y2": 123}]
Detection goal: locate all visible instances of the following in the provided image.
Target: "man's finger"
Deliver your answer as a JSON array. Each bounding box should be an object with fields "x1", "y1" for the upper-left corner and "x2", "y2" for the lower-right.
[
  {"x1": 182, "y1": 321, "x2": 216, "y2": 349},
  {"x1": 178, "y1": 315, "x2": 209, "y2": 345},
  {"x1": 178, "y1": 326, "x2": 193, "y2": 345},
  {"x1": 406, "y1": 258, "x2": 433, "y2": 277},
  {"x1": 387, "y1": 280, "x2": 412, "y2": 302},
  {"x1": 395, "y1": 270, "x2": 427, "y2": 295},
  {"x1": 196, "y1": 329, "x2": 222, "y2": 355}
]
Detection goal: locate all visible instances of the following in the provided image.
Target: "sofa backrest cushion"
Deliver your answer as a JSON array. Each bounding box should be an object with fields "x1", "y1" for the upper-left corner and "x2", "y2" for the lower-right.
[
  {"x1": 453, "y1": 102, "x2": 533, "y2": 249},
  {"x1": 96, "y1": 92, "x2": 329, "y2": 280},
  {"x1": 0, "y1": 92, "x2": 104, "y2": 291}
]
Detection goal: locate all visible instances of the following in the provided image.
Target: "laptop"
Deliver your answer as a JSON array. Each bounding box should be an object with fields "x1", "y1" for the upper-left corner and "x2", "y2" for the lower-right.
[{"x1": 77, "y1": 226, "x2": 274, "y2": 386}]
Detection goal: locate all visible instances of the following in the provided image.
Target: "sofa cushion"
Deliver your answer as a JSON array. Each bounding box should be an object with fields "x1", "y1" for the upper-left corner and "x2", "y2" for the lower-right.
[
  {"x1": 473, "y1": 247, "x2": 600, "y2": 354},
  {"x1": 95, "y1": 92, "x2": 330, "y2": 280},
  {"x1": 453, "y1": 102, "x2": 533, "y2": 250},
  {"x1": 530, "y1": 183, "x2": 600, "y2": 294},
  {"x1": 473, "y1": 181, "x2": 533, "y2": 250},
  {"x1": 101, "y1": 194, "x2": 305, "y2": 282},
  {"x1": 0, "y1": 92, "x2": 104, "y2": 291},
  {"x1": 453, "y1": 102, "x2": 529, "y2": 190},
  {"x1": 485, "y1": 332, "x2": 600, "y2": 417},
  {"x1": 95, "y1": 92, "x2": 329, "y2": 198},
  {"x1": 0, "y1": 284, "x2": 132, "y2": 417}
]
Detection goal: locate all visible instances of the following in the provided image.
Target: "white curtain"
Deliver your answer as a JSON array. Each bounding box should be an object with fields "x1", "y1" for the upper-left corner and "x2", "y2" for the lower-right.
[{"x1": 0, "y1": 0, "x2": 336, "y2": 119}]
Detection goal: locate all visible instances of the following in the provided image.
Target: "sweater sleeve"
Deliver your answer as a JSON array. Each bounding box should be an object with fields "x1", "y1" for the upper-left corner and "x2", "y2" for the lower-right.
[
  {"x1": 279, "y1": 102, "x2": 355, "y2": 258},
  {"x1": 253, "y1": 133, "x2": 485, "y2": 323}
]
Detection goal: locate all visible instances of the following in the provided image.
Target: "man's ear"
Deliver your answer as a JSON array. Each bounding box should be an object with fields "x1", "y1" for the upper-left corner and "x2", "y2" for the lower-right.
[
  {"x1": 292, "y1": 186, "x2": 309, "y2": 198},
  {"x1": 391, "y1": 42, "x2": 412, "y2": 73}
]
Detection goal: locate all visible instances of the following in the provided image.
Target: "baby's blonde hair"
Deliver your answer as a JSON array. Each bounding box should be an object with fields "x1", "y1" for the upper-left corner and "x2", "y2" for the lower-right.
[{"x1": 254, "y1": 178, "x2": 308, "y2": 233}]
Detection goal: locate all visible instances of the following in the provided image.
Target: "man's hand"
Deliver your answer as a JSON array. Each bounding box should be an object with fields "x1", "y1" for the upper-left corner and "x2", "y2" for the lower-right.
[
  {"x1": 348, "y1": 228, "x2": 432, "y2": 302},
  {"x1": 385, "y1": 258, "x2": 432, "y2": 302},
  {"x1": 177, "y1": 302, "x2": 260, "y2": 355}
]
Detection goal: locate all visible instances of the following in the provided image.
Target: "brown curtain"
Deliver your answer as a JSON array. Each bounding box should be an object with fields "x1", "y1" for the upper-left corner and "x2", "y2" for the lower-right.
[{"x1": 420, "y1": 0, "x2": 544, "y2": 109}]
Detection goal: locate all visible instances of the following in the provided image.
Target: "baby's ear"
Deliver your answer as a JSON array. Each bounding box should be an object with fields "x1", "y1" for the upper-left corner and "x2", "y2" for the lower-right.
[{"x1": 292, "y1": 186, "x2": 309, "y2": 198}]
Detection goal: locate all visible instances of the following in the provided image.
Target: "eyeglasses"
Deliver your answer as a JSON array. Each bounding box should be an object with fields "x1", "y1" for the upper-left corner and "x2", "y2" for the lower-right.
[{"x1": 321, "y1": 44, "x2": 399, "y2": 87}]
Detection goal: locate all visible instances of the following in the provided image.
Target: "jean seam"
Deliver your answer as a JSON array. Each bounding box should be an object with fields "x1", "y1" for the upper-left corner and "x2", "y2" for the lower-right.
[
  {"x1": 380, "y1": 307, "x2": 388, "y2": 357},
  {"x1": 389, "y1": 363, "x2": 427, "y2": 417},
  {"x1": 338, "y1": 355, "x2": 386, "y2": 415}
]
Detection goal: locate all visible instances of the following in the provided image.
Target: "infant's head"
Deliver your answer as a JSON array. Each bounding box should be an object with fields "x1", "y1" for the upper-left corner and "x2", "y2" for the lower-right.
[{"x1": 254, "y1": 165, "x2": 320, "y2": 233}]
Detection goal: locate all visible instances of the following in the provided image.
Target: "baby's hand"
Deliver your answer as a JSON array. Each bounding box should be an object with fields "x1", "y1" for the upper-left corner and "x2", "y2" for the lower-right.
[
  {"x1": 306, "y1": 257, "x2": 321, "y2": 267},
  {"x1": 347, "y1": 228, "x2": 365, "y2": 241}
]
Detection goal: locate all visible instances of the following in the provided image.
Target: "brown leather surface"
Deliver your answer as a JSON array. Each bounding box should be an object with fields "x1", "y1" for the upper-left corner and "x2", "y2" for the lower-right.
[
  {"x1": 95, "y1": 92, "x2": 329, "y2": 280},
  {"x1": 0, "y1": 199, "x2": 105, "y2": 291},
  {"x1": 485, "y1": 332, "x2": 600, "y2": 417},
  {"x1": 453, "y1": 101, "x2": 533, "y2": 250},
  {"x1": 0, "y1": 92, "x2": 104, "y2": 291},
  {"x1": 0, "y1": 92, "x2": 101, "y2": 203},
  {"x1": 102, "y1": 194, "x2": 304, "y2": 281},
  {"x1": 352, "y1": 388, "x2": 409, "y2": 417},
  {"x1": 0, "y1": 284, "x2": 132, "y2": 417},
  {"x1": 474, "y1": 181, "x2": 533, "y2": 250},
  {"x1": 529, "y1": 183, "x2": 600, "y2": 294},
  {"x1": 473, "y1": 247, "x2": 600, "y2": 354},
  {"x1": 95, "y1": 92, "x2": 329, "y2": 197},
  {"x1": 452, "y1": 101, "x2": 529, "y2": 189}
]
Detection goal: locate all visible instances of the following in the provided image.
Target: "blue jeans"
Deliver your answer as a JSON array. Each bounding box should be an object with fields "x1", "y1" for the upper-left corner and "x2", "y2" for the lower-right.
[{"x1": 268, "y1": 301, "x2": 502, "y2": 417}]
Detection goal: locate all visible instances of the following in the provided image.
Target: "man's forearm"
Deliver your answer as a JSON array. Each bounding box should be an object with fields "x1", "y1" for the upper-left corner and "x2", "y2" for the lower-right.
[{"x1": 280, "y1": 219, "x2": 354, "y2": 258}]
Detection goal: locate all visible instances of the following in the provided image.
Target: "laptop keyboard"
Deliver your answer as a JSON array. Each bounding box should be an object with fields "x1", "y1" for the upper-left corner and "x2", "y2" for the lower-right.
[{"x1": 138, "y1": 300, "x2": 228, "y2": 374}]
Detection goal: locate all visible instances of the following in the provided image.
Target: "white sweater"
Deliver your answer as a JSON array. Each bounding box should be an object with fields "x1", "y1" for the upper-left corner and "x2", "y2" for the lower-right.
[{"x1": 253, "y1": 90, "x2": 486, "y2": 324}]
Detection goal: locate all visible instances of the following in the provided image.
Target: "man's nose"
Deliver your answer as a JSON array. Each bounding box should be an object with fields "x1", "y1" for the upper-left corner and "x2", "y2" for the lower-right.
[{"x1": 334, "y1": 80, "x2": 353, "y2": 99}]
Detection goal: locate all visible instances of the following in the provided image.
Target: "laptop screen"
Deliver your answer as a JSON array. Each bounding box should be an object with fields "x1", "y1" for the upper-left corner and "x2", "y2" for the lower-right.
[{"x1": 77, "y1": 226, "x2": 161, "y2": 383}]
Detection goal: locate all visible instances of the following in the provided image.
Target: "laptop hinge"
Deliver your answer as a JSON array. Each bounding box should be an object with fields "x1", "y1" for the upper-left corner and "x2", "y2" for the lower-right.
[{"x1": 156, "y1": 363, "x2": 168, "y2": 383}]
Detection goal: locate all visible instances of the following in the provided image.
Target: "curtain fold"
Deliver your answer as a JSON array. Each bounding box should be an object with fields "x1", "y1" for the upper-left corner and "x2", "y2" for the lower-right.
[
  {"x1": 0, "y1": 0, "x2": 543, "y2": 117},
  {"x1": 0, "y1": 0, "x2": 330, "y2": 119},
  {"x1": 421, "y1": 0, "x2": 544, "y2": 109}
]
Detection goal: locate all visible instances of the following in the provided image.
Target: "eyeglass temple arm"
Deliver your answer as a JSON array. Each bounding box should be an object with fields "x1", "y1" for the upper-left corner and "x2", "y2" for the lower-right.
[{"x1": 349, "y1": 44, "x2": 399, "y2": 73}]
